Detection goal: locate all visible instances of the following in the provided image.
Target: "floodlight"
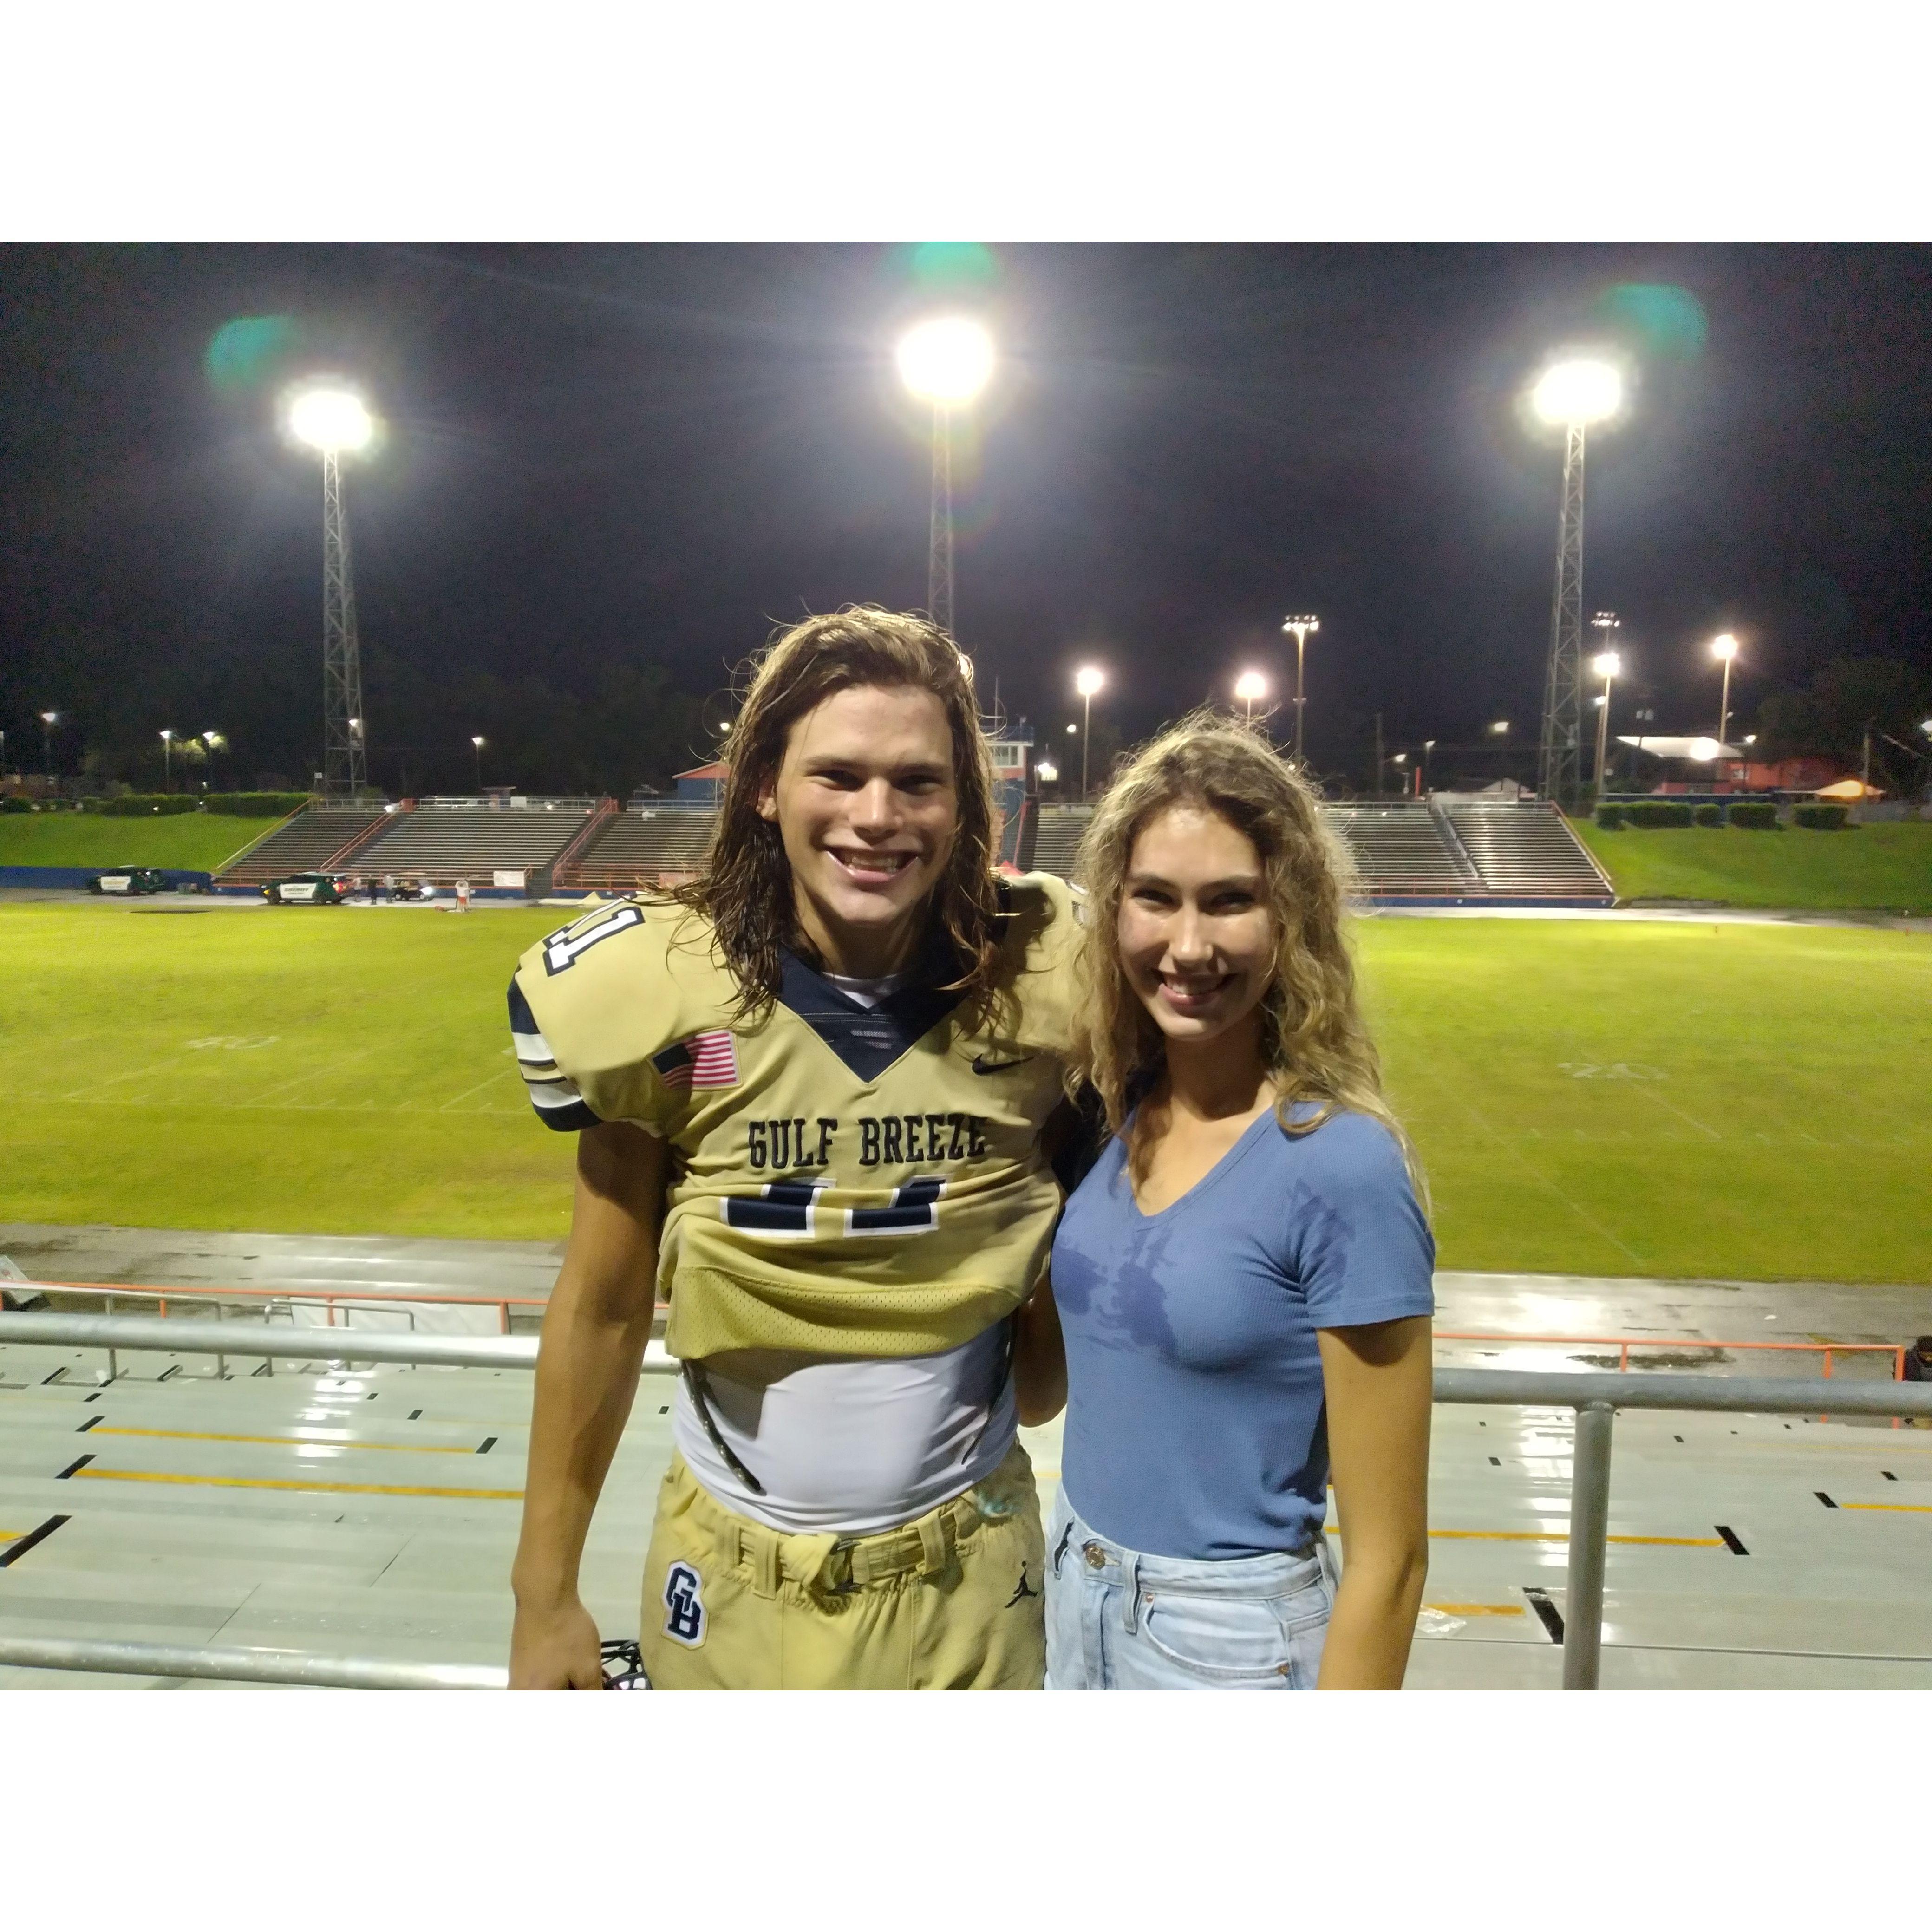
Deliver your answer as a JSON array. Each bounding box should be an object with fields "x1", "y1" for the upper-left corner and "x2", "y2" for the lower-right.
[
  {"x1": 159, "y1": 729, "x2": 173, "y2": 742},
  {"x1": 895, "y1": 317, "x2": 995, "y2": 407},
  {"x1": 1531, "y1": 359, "x2": 1622, "y2": 426},
  {"x1": 1233, "y1": 671, "x2": 1268, "y2": 705},
  {"x1": 287, "y1": 386, "x2": 375, "y2": 454},
  {"x1": 1489, "y1": 720, "x2": 1509, "y2": 735},
  {"x1": 1592, "y1": 651, "x2": 1621, "y2": 679},
  {"x1": 1075, "y1": 666, "x2": 1105, "y2": 699},
  {"x1": 1687, "y1": 737, "x2": 1723, "y2": 761},
  {"x1": 471, "y1": 736, "x2": 484, "y2": 748},
  {"x1": 1920, "y1": 719, "x2": 1932, "y2": 738},
  {"x1": 1710, "y1": 633, "x2": 1739, "y2": 662},
  {"x1": 1036, "y1": 759, "x2": 1058, "y2": 783},
  {"x1": 41, "y1": 711, "x2": 56, "y2": 724},
  {"x1": 1065, "y1": 723, "x2": 1077, "y2": 735}
]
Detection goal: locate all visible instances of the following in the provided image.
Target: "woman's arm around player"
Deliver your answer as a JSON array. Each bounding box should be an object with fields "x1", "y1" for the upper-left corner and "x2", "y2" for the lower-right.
[
  {"x1": 509, "y1": 1121, "x2": 667, "y2": 1689},
  {"x1": 1315, "y1": 1314, "x2": 1432, "y2": 1689}
]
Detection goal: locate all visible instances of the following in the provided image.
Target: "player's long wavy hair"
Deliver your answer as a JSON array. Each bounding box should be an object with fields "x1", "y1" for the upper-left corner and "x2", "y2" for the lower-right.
[
  {"x1": 1069, "y1": 710, "x2": 1427, "y2": 1204},
  {"x1": 679, "y1": 607, "x2": 1001, "y2": 1020}
]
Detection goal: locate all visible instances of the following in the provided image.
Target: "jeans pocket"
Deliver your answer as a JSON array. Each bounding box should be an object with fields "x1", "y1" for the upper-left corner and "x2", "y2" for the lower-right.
[{"x1": 1138, "y1": 1588, "x2": 1300, "y2": 1683}]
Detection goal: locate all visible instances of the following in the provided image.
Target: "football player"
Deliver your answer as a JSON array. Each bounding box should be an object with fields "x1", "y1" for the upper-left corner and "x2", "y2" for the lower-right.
[{"x1": 506, "y1": 608, "x2": 1080, "y2": 1689}]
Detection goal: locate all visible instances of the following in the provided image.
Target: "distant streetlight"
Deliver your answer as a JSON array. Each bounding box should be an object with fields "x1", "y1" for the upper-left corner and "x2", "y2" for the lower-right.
[
  {"x1": 1074, "y1": 666, "x2": 1105, "y2": 799},
  {"x1": 1488, "y1": 720, "x2": 1509, "y2": 736},
  {"x1": 160, "y1": 729, "x2": 174, "y2": 795},
  {"x1": 897, "y1": 316, "x2": 995, "y2": 639},
  {"x1": 1591, "y1": 649, "x2": 1621, "y2": 793},
  {"x1": 1233, "y1": 670, "x2": 1268, "y2": 721},
  {"x1": 471, "y1": 736, "x2": 486, "y2": 790},
  {"x1": 1064, "y1": 722, "x2": 1077, "y2": 735},
  {"x1": 205, "y1": 729, "x2": 225, "y2": 791},
  {"x1": 40, "y1": 710, "x2": 58, "y2": 784},
  {"x1": 1422, "y1": 738, "x2": 1436, "y2": 792},
  {"x1": 1281, "y1": 616, "x2": 1319, "y2": 761},
  {"x1": 1710, "y1": 633, "x2": 1740, "y2": 749}
]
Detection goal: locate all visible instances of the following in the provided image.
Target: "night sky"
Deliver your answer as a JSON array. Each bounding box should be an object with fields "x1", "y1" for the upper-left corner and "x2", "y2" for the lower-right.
[{"x1": 3, "y1": 242, "x2": 1930, "y2": 793}]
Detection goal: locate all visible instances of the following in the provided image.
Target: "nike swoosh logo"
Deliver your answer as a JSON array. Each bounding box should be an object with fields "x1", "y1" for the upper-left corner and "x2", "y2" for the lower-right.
[{"x1": 972, "y1": 1052, "x2": 1036, "y2": 1075}]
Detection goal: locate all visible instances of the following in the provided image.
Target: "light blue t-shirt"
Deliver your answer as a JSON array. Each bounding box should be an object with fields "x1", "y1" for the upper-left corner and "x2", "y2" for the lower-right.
[{"x1": 1051, "y1": 1106, "x2": 1435, "y2": 1561}]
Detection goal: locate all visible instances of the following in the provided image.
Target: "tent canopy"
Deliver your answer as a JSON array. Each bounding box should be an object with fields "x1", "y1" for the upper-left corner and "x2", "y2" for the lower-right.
[{"x1": 1812, "y1": 777, "x2": 1884, "y2": 799}]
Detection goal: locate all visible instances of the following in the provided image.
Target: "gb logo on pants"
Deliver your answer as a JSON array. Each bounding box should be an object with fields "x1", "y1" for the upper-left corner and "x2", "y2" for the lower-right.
[{"x1": 664, "y1": 1561, "x2": 706, "y2": 1646}]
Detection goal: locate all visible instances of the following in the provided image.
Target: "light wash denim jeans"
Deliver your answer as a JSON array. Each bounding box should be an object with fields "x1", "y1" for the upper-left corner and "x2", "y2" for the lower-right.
[{"x1": 1044, "y1": 1488, "x2": 1335, "y2": 1690}]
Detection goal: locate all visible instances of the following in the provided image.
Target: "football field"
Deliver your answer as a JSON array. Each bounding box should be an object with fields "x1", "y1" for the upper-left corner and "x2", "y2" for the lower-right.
[{"x1": 2, "y1": 901, "x2": 1927, "y2": 1283}]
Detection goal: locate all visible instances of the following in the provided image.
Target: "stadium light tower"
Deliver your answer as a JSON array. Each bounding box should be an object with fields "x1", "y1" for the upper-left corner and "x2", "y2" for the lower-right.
[
  {"x1": 1073, "y1": 666, "x2": 1105, "y2": 798},
  {"x1": 40, "y1": 711, "x2": 57, "y2": 783},
  {"x1": 1530, "y1": 358, "x2": 1623, "y2": 807},
  {"x1": 1234, "y1": 669, "x2": 1267, "y2": 721},
  {"x1": 286, "y1": 383, "x2": 376, "y2": 801},
  {"x1": 1591, "y1": 650, "x2": 1621, "y2": 793},
  {"x1": 1710, "y1": 633, "x2": 1740, "y2": 749},
  {"x1": 896, "y1": 317, "x2": 994, "y2": 640},
  {"x1": 159, "y1": 729, "x2": 174, "y2": 795},
  {"x1": 1281, "y1": 615, "x2": 1319, "y2": 762},
  {"x1": 472, "y1": 736, "x2": 486, "y2": 791}
]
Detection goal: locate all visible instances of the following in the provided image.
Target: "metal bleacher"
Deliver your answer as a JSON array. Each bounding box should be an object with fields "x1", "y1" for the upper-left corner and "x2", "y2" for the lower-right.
[
  {"x1": 1019, "y1": 797, "x2": 1612, "y2": 904},
  {"x1": 1435, "y1": 797, "x2": 1614, "y2": 900},
  {"x1": 215, "y1": 806, "x2": 393, "y2": 888},
  {"x1": 1029, "y1": 805, "x2": 1092, "y2": 884},
  {"x1": 561, "y1": 808, "x2": 718, "y2": 892},
  {"x1": 1325, "y1": 803, "x2": 1479, "y2": 895},
  {"x1": 352, "y1": 799, "x2": 598, "y2": 889}
]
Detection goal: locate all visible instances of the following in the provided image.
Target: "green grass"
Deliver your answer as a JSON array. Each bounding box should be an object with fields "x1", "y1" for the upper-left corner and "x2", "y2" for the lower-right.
[
  {"x1": 1, "y1": 904, "x2": 1928, "y2": 1282},
  {"x1": 0, "y1": 812, "x2": 291, "y2": 873},
  {"x1": 1576, "y1": 817, "x2": 1932, "y2": 911}
]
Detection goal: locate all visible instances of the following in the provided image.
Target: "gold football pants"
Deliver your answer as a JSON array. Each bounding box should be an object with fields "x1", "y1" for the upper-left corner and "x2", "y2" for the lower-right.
[{"x1": 637, "y1": 1442, "x2": 1046, "y2": 1690}]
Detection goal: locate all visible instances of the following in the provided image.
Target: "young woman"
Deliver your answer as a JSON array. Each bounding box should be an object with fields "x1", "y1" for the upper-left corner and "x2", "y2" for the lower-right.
[{"x1": 1018, "y1": 712, "x2": 1434, "y2": 1690}]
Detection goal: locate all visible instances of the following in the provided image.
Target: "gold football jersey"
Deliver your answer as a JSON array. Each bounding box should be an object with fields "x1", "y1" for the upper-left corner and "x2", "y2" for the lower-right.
[{"x1": 509, "y1": 875, "x2": 1082, "y2": 1361}]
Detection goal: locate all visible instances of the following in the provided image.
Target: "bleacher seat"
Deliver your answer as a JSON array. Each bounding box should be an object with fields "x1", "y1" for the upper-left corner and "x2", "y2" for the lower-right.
[
  {"x1": 215, "y1": 808, "x2": 392, "y2": 887},
  {"x1": 1326, "y1": 804, "x2": 1475, "y2": 894},
  {"x1": 563, "y1": 809, "x2": 718, "y2": 891},
  {"x1": 1436, "y1": 799, "x2": 1613, "y2": 899},
  {"x1": 1029, "y1": 806, "x2": 1092, "y2": 884},
  {"x1": 352, "y1": 800, "x2": 597, "y2": 888}
]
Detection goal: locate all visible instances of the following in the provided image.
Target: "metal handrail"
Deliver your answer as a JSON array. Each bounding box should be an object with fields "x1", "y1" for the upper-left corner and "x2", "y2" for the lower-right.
[
  {"x1": 1437, "y1": 1330, "x2": 1907, "y2": 1379},
  {"x1": 0, "y1": 1635, "x2": 503, "y2": 1690},
  {"x1": 0, "y1": 1310, "x2": 673, "y2": 1376},
  {"x1": 5, "y1": 1312, "x2": 1931, "y2": 1692}
]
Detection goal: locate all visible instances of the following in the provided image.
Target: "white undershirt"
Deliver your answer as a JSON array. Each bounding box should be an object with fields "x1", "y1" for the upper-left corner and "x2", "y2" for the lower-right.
[{"x1": 672, "y1": 964, "x2": 1013, "y2": 1534}]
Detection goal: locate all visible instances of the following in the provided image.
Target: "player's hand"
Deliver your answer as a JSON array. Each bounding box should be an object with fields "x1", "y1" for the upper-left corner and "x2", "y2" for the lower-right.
[{"x1": 509, "y1": 1595, "x2": 604, "y2": 1689}]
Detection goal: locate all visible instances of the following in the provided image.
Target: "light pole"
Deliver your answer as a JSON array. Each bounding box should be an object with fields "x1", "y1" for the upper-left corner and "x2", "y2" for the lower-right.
[
  {"x1": 1281, "y1": 616, "x2": 1319, "y2": 762},
  {"x1": 472, "y1": 736, "x2": 486, "y2": 792},
  {"x1": 160, "y1": 730, "x2": 174, "y2": 794},
  {"x1": 1422, "y1": 738, "x2": 1436, "y2": 793},
  {"x1": 1074, "y1": 666, "x2": 1105, "y2": 799},
  {"x1": 896, "y1": 317, "x2": 994, "y2": 640},
  {"x1": 205, "y1": 730, "x2": 224, "y2": 793},
  {"x1": 1591, "y1": 650, "x2": 1621, "y2": 794},
  {"x1": 286, "y1": 383, "x2": 376, "y2": 800},
  {"x1": 41, "y1": 711, "x2": 57, "y2": 785},
  {"x1": 1711, "y1": 633, "x2": 1739, "y2": 752},
  {"x1": 1530, "y1": 359, "x2": 1623, "y2": 806},
  {"x1": 1234, "y1": 670, "x2": 1267, "y2": 722}
]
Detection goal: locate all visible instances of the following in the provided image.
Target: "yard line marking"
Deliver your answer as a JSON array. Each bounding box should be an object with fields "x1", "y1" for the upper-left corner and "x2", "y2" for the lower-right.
[
  {"x1": 59, "y1": 1051, "x2": 204, "y2": 1101},
  {"x1": 70, "y1": 1467, "x2": 523, "y2": 1501},
  {"x1": 1840, "y1": 1501, "x2": 1932, "y2": 1514},
  {"x1": 89, "y1": 1425, "x2": 481, "y2": 1455},
  {"x1": 1427, "y1": 1603, "x2": 1525, "y2": 1617},
  {"x1": 244, "y1": 1046, "x2": 380, "y2": 1105},
  {"x1": 1631, "y1": 1082, "x2": 1724, "y2": 1141},
  {"x1": 437, "y1": 1069, "x2": 516, "y2": 1111}
]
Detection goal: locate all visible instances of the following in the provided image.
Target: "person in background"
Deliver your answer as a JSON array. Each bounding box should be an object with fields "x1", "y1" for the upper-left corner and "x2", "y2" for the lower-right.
[{"x1": 1017, "y1": 712, "x2": 1434, "y2": 1690}]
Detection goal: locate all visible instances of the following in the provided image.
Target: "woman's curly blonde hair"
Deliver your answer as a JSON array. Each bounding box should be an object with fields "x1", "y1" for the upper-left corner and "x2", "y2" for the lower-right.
[{"x1": 1067, "y1": 709, "x2": 1426, "y2": 1204}]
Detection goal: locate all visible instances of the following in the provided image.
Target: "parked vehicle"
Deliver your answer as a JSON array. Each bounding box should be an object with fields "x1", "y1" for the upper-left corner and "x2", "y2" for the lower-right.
[
  {"x1": 90, "y1": 867, "x2": 170, "y2": 896},
  {"x1": 262, "y1": 872, "x2": 350, "y2": 905}
]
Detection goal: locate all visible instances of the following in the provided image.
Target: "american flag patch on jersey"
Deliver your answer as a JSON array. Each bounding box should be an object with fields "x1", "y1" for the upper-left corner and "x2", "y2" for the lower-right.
[{"x1": 652, "y1": 1031, "x2": 739, "y2": 1090}]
